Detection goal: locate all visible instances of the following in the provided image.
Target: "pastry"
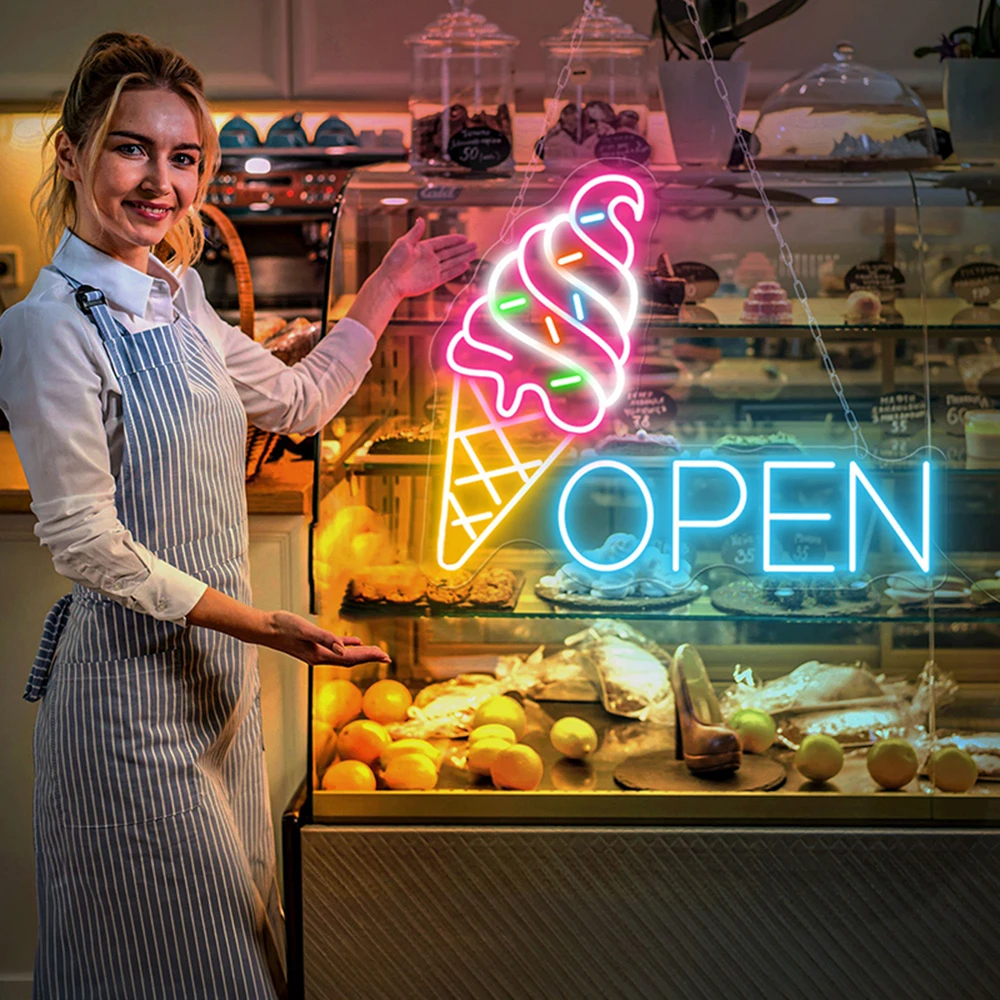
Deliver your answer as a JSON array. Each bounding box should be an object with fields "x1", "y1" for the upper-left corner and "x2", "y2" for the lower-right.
[
  {"x1": 594, "y1": 430, "x2": 680, "y2": 455},
  {"x1": 741, "y1": 281, "x2": 793, "y2": 324},
  {"x1": 468, "y1": 567, "x2": 517, "y2": 606},
  {"x1": 540, "y1": 535, "x2": 693, "y2": 604},
  {"x1": 263, "y1": 318, "x2": 321, "y2": 365},
  {"x1": 844, "y1": 289, "x2": 882, "y2": 324},
  {"x1": 713, "y1": 431, "x2": 802, "y2": 455},
  {"x1": 348, "y1": 564, "x2": 427, "y2": 603},
  {"x1": 253, "y1": 313, "x2": 286, "y2": 342},
  {"x1": 367, "y1": 424, "x2": 442, "y2": 455},
  {"x1": 425, "y1": 572, "x2": 473, "y2": 606}
]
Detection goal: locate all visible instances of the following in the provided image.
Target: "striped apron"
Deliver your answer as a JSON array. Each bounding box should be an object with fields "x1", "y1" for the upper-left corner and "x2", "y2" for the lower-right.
[{"x1": 26, "y1": 274, "x2": 286, "y2": 999}]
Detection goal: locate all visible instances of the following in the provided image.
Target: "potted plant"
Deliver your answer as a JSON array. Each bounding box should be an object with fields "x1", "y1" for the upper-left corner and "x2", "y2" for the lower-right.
[
  {"x1": 653, "y1": 0, "x2": 810, "y2": 165},
  {"x1": 915, "y1": 0, "x2": 1000, "y2": 162}
]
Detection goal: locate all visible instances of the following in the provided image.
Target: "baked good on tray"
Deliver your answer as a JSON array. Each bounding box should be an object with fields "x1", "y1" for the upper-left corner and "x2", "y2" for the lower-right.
[
  {"x1": 538, "y1": 534, "x2": 699, "y2": 608},
  {"x1": 366, "y1": 423, "x2": 442, "y2": 455},
  {"x1": 713, "y1": 431, "x2": 802, "y2": 455},
  {"x1": 348, "y1": 564, "x2": 428, "y2": 603},
  {"x1": 425, "y1": 572, "x2": 473, "y2": 606},
  {"x1": 593, "y1": 429, "x2": 681, "y2": 455},
  {"x1": 711, "y1": 575, "x2": 879, "y2": 617},
  {"x1": 468, "y1": 567, "x2": 517, "y2": 606}
]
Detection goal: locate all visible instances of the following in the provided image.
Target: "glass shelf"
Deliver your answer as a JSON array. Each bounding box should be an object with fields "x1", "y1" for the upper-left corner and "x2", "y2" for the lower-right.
[{"x1": 338, "y1": 570, "x2": 1000, "y2": 624}]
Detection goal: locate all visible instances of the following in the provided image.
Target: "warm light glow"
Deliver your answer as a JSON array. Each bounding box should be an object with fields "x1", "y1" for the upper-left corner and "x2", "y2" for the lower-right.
[
  {"x1": 380, "y1": 197, "x2": 408, "y2": 206},
  {"x1": 811, "y1": 196, "x2": 840, "y2": 205},
  {"x1": 763, "y1": 461, "x2": 836, "y2": 573},
  {"x1": 558, "y1": 461, "x2": 655, "y2": 572}
]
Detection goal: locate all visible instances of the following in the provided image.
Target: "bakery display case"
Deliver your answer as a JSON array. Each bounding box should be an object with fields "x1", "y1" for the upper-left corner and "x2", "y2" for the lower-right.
[
  {"x1": 305, "y1": 161, "x2": 1000, "y2": 825},
  {"x1": 289, "y1": 161, "x2": 1000, "y2": 998}
]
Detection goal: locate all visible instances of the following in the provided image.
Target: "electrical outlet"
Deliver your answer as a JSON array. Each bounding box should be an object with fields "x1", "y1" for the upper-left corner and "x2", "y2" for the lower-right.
[{"x1": 0, "y1": 246, "x2": 23, "y2": 288}]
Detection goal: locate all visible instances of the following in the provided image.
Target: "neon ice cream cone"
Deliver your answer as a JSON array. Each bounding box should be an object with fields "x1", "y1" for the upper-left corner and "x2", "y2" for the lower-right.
[
  {"x1": 437, "y1": 172, "x2": 650, "y2": 571},
  {"x1": 437, "y1": 374, "x2": 575, "y2": 571}
]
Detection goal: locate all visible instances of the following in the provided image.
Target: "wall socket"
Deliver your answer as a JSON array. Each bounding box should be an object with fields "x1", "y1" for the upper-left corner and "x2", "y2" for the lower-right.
[{"x1": 0, "y1": 246, "x2": 23, "y2": 288}]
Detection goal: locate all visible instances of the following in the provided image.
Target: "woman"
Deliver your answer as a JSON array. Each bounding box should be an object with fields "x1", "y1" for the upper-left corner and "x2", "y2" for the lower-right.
[{"x1": 0, "y1": 32, "x2": 475, "y2": 1000}]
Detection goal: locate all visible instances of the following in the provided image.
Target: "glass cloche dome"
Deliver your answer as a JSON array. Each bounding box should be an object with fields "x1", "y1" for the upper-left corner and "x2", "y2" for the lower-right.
[{"x1": 752, "y1": 42, "x2": 939, "y2": 169}]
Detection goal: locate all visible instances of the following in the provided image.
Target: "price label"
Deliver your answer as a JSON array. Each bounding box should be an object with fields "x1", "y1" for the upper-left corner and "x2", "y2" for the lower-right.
[
  {"x1": 952, "y1": 262, "x2": 1000, "y2": 305},
  {"x1": 417, "y1": 184, "x2": 462, "y2": 202},
  {"x1": 845, "y1": 261, "x2": 906, "y2": 302},
  {"x1": 721, "y1": 530, "x2": 757, "y2": 570},
  {"x1": 621, "y1": 387, "x2": 676, "y2": 431},
  {"x1": 595, "y1": 131, "x2": 652, "y2": 166},
  {"x1": 671, "y1": 261, "x2": 720, "y2": 304},
  {"x1": 943, "y1": 392, "x2": 995, "y2": 437},
  {"x1": 871, "y1": 392, "x2": 927, "y2": 438},
  {"x1": 447, "y1": 126, "x2": 511, "y2": 171},
  {"x1": 789, "y1": 531, "x2": 827, "y2": 565}
]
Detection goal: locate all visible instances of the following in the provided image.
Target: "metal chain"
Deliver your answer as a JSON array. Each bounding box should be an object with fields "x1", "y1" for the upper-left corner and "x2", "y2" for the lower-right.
[
  {"x1": 681, "y1": 0, "x2": 869, "y2": 455},
  {"x1": 498, "y1": 0, "x2": 598, "y2": 244}
]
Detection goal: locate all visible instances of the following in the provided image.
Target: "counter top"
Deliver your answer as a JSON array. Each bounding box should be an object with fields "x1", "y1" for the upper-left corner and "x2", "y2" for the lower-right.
[{"x1": 0, "y1": 432, "x2": 313, "y2": 516}]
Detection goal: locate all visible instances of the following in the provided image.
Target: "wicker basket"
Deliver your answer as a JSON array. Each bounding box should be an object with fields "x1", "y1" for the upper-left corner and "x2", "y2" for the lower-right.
[{"x1": 200, "y1": 204, "x2": 282, "y2": 482}]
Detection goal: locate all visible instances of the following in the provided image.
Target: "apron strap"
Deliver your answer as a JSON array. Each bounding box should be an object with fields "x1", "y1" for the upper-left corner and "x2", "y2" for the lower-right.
[
  {"x1": 50, "y1": 266, "x2": 112, "y2": 330},
  {"x1": 24, "y1": 594, "x2": 73, "y2": 702}
]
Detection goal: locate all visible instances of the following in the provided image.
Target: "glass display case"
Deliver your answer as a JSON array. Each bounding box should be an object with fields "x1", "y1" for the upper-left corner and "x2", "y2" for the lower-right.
[{"x1": 306, "y1": 162, "x2": 1000, "y2": 826}]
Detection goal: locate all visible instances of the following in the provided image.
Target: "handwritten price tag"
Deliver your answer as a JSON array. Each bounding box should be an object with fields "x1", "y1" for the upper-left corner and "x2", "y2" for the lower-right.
[
  {"x1": 871, "y1": 392, "x2": 927, "y2": 438},
  {"x1": 943, "y1": 392, "x2": 995, "y2": 437},
  {"x1": 790, "y1": 531, "x2": 827, "y2": 565},
  {"x1": 622, "y1": 387, "x2": 676, "y2": 431},
  {"x1": 721, "y1": 530, "x2": 757, "y2": 570}
]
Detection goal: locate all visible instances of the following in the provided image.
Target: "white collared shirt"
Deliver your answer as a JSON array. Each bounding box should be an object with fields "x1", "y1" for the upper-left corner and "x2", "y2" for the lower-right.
[{"x1": 0, "y1": 231, "x2": 376, "y2": 625}]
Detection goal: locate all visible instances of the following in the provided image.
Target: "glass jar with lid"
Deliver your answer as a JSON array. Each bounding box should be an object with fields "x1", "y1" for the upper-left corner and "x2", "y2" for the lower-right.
[
  {"x1": 538, "y1": 1, "x2": 651, "y2": 169},
  {"x1": 752, "y1": 42, "x2": 939, "y2": 169},
  {"x1": 406, "y1": 2, "x2": 518, "y2": 174}
]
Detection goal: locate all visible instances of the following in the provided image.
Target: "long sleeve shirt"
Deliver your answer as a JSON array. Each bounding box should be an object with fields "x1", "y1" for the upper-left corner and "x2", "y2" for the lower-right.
[{"x1": 0, "y1": 230, "x2": 376, "y2": 626}]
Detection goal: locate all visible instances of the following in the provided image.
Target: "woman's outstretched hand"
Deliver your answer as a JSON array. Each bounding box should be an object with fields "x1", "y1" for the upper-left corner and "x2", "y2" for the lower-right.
[
  {"x1": 265, "y1": 611, "x2": 391, "y2": 667},
  {"x1": 380, "y1": 217, "x2": 478, "y2": 299}
]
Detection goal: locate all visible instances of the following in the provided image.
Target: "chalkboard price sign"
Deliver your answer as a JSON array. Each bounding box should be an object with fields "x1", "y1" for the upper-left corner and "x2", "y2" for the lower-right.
[
  {"x1": 943, "y1": 392, "x2": 995, "y2": 436},
  {"x1": 871, "y1": 392, "x2": 927, "y2": 438},
  {"x1": 447, "y1": 126, "x2": 511, "y2": 171},
  {"x1": 721, "y1": 530, "x2": 757, "y2": 571},
  {"x1": 621, "y1": 387, "x2": 676, "y2": 430},
  {"x1": 789, "y1": 531, "x2": 827, "y2": 566},
  {"x1": 595, "y1": 131, "x2": 652, "y2": 165}
]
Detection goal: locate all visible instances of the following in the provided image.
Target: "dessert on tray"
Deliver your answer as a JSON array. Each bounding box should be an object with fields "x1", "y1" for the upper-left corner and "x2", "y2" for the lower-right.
[
  {"x1": 741, "y1": 281, "x2": 793, "y2": 325},
  {"x1": 537, "y1": 533, "x2": 701, "y2": 609},
  {"x1": 592, "y1": 429, "x2": 681, "y2": 455},
  {"x1": 366, "y1": 423, "x2": 442, "y2": 456},
  {"x1": 844, "y1": 289, "x2": 882, "y2": 325},
  {"x1": 711, "y1": 575, "x2": 880, "y2": 617},
  {"x1": 346, "y1": 565, "x2": 520, "y2": 610},
  {"x1": 348, "y1": 564, "x2": 428, "y2": 603},
  {"x1": 712, "y1": 430, "x2": 802, "y2": 455}
]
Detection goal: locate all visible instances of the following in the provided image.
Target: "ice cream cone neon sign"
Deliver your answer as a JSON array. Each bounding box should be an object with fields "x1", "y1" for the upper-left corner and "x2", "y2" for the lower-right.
[{"x1": 438, "y1": 173, "x2": 648, "y2": 571}]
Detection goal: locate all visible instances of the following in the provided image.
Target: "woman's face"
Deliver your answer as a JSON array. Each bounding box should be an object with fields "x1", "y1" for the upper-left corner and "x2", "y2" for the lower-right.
[{"x1": 57, "y1": 87, "x2": 203, "y2": 269}]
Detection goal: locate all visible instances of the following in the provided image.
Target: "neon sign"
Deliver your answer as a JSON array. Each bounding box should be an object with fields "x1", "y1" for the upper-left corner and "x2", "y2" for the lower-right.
[
  {"x1": 438, "y1": 173, "x2": 648, "y2": 571},
  {"x1": 559, "y1": 458, "x2": 933, "y2": 576}
]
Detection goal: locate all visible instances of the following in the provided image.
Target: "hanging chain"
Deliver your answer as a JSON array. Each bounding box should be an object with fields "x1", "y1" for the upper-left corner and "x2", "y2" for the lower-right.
[
  {"x1": 498, "y1": 0, "x2": 598, "y2": 244},
  {"x1": 681, "y1": 1, "x2": 869, "y2": 455}
]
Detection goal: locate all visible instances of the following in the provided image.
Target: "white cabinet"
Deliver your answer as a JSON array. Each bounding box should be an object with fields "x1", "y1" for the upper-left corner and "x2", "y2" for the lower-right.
[
  {"x1": 0, "y1": 511, "x2": 309, "y2": 996},
  {"x1": 0, "y1": 0, "x2": 290, "y2": 101}
]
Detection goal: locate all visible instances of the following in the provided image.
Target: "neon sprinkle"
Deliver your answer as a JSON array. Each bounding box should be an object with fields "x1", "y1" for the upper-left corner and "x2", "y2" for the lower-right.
[
  {"x1": 498, "y1": 296, "x2": 528, "y2": 311},
  {"x1": 550, "y1": 374, "x2": 583, "y2": 388},
  {"x1": 557, "y1": 251, "x2": 584, "y2": 266},
  {"x1": 572, "y1": 292, "x2": 585, "y2": 321},
  {"x1": 544, "y1": 315, "x2": 561, "y2": 344},
  {"x1": 579, "y1": 212, "x2": 605, "y2": 224}
]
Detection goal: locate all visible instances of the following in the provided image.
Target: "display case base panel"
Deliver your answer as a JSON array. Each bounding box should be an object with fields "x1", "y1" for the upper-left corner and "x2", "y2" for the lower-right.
[
  {"x1": 615, "y1": 752, "x2": 787, "y2": 793},
  {"x1": 301, "y1": 825, "x2": 999, "y2": 1000}
]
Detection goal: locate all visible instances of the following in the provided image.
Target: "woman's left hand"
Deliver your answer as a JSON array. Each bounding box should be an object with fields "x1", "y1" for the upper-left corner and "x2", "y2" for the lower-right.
[{"x1": 380, "y1": 217, "x2": 478, "y2": 299}]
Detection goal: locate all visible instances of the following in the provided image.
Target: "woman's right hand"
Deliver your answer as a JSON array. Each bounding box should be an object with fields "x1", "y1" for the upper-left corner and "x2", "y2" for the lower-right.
[{"x1": 263, "y1": 611, "x2": 391, "y2": 667}]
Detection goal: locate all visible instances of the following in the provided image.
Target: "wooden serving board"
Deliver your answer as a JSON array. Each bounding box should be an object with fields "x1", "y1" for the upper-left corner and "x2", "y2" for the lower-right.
[
  {"x1": 534, "y1": 581, "x2": 704, "y2": 612},
  {"x1": 615, "y1": 752, "x2": 787, "y2": 793},
  {"x1": 711, "y1": 579, "x2": 882, "y2": 618}
]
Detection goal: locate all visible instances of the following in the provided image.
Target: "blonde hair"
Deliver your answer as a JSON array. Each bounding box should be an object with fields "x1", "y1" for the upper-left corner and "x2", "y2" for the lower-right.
[{"x1": 32, "y1": 32, "x2": 220, "y2": 273}]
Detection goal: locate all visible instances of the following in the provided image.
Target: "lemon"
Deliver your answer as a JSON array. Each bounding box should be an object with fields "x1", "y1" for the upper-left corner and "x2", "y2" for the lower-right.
[
  {"x1": 866, "y1": 738, "x2": 918, "y2": 791},
  {"x1": 382, "y1": 753, "x2": 439, "y2": 790},
  {"x1": 490, "y1": 744, "x2": 544, "y2": 791},
  {"x1": 467, "y1": 737, "x2": 511, "y2": 777},
  {"x1": 379, "y1": 739, "x2": 442, "y2": 771},
  {"x1": 727, "y1": 709, "x2": 777, "y2": 755},
  {"x1": 321, "y1": 760, "x2": 376, "y2": 792},
  {"x1": 928, "y1": 746, "x2": 978, "y2": 793},
  {"x1": 468, "y1": 724, "x2": 517, "y2": 747},
  {"x1": 794, "y1": 734, "x2": 844, "y2": 783},
  {"x1": 472, "y1": 696, "x2": 527, "y2": 740},
  {"x1": 549, "y1": 717, "x2": 599, "y2": 760}
]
